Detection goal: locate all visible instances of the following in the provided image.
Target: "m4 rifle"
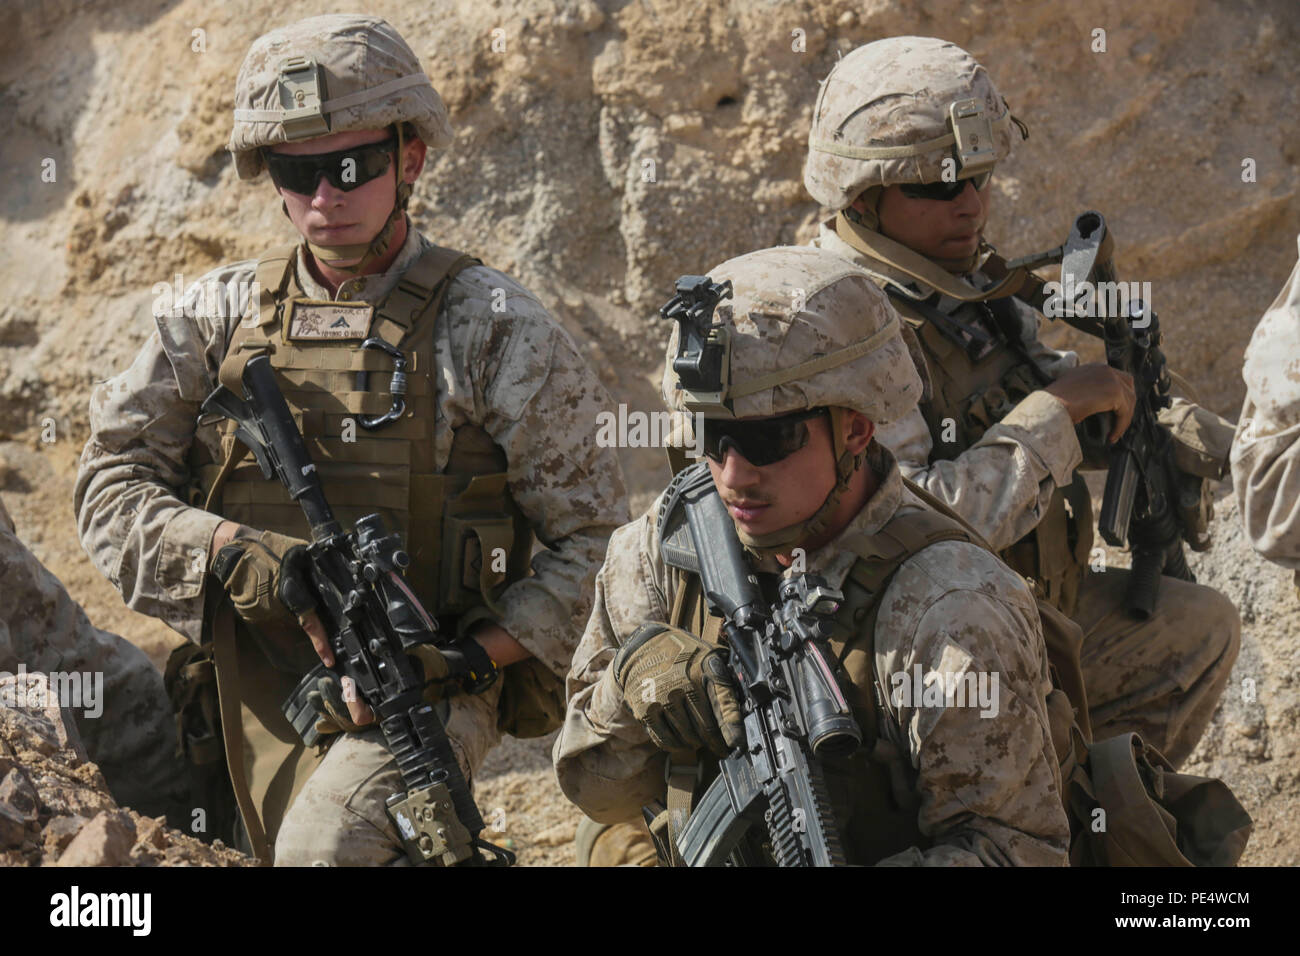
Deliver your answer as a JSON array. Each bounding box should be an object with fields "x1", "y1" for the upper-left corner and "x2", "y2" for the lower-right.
[
  {"x1": 201, "y1": 354, "x2": 512, "y2": 866},
  {"x1": 1008, "y1": 211, "x2": 1199, "y2": 617}
]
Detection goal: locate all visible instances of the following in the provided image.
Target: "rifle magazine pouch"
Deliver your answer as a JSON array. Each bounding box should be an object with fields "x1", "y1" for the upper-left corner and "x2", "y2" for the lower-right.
[
  {"x1": 164, "y1": 641, "x2": 224, "y2": 766},
  {"x1": 496, "y1": 657, "x2": 566, "y2": 738},
  {"x1": 1158, "y1": 399, "x2": 1235, "y2": 481},
  {"x1": 439, "y1": 473, "x2": 525, "y2": 617},
  {"x1": 1087, "y1": 733, "x2": 1252, "y2": 866}
]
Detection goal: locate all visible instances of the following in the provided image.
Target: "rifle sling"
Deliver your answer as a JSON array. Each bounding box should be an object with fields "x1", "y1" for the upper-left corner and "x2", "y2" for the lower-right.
[
  {"x1": 659, "y1": 574, "x2": 727, "y2": 864},
  {"x1": 211, "y1": 599, "x2": 273, "y2": 864},
  {"x1": 885, "y1": 287, "x2": 995, "y2": 356}
]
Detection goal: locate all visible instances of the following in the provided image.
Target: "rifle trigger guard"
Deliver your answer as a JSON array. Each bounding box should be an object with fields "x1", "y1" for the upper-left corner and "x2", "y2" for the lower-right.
[{"x1": 358, "y1": 337, "x2": 408, "y2": 431}]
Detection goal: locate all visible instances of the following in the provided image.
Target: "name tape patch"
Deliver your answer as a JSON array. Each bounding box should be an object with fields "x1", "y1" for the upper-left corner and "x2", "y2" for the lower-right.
[{"x1": 286, "y1": 300, "x2": 375, "y2": 340}]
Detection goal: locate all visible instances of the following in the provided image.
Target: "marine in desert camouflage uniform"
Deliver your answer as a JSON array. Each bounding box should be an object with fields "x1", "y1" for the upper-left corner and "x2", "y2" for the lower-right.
[
  {"x1": 1231, "y1": 237, "x2": 1300, "y2": 572},
  {"x1": 75, "y1": 14, "x2": 627, "y2": 865},
  {"x1": 1, "y1": 494, "x2": 187, "y2": 820},
  {"x1": 556, "y1": 246, "x2": 1071, "y2": 866},
  {"x1": 802, "y1": 37, "x2": 1239, "y2": 768}
]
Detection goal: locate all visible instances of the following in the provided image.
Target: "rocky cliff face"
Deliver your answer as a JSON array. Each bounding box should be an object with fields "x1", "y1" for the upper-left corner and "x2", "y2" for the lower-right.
[
  {"x1": 0, "y1": 672, "x2": 250, "y2": 866},
  {"x1": 1, "y1": 0, "x2": 1296, "y2": 863}
]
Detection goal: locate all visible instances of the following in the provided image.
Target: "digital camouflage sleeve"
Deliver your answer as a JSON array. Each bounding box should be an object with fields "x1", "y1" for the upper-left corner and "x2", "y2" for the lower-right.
[{"x1": 1232, "y1": 237, "x2": 1300, "y2": 568}]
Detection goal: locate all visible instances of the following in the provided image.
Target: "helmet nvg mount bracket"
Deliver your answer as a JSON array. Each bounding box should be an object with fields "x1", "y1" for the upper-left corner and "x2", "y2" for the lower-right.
[{"x1": 661, "y1": 275, "x2": 735, "y2": 418}]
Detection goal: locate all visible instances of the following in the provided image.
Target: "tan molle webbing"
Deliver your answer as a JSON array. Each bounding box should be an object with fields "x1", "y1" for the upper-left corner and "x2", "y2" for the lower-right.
[
  {"x1": 371, "y1": 243, "x2": 479, "y2": 348},
  {"x1": 907, "y1": 309, "x2": 1029, "y2": 458},
  {"x1": 216, "y1": 244, "x2": 299, "y2": 394},
  {"x1": 204, "y1": 241, "x2": 479, "y2": 516},
  {"x1": 894, "y1": 287, "x2": 1093, "y2": 613},
  {"x1": 204, "y1": 244, "x2": 300, "y2": 511},
  {"x1": 667, "y1": 572, "x2": 724, "y2": 647}
]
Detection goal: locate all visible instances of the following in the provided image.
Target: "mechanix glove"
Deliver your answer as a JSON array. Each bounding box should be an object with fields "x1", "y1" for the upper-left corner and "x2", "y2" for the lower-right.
[
  {"x1": 307, "y1": 670, "x2": 369, "y2": 737},
  {"x1": 612, "y1": 623, "x2": 743, "y2": 757},
  {"x1": 209, "y1": 529, "x2": 316, "y2": 630},
  {"x1": 308, "y1": 639, "x2": 500, "y2": 739}
]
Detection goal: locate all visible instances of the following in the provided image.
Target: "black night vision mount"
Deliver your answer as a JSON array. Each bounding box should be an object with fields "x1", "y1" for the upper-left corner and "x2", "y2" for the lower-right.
[{"x1": 660, "y1": 274, "x2": 734, "y2": 414}]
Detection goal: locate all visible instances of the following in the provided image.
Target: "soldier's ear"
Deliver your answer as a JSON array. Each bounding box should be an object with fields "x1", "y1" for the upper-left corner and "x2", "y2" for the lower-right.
[
  {"x1": 842, "y1": 409, "x2": 874, "y2": 455},
  {"x1": 402, "y1": 135, "x2": 427, "y2": 183}
]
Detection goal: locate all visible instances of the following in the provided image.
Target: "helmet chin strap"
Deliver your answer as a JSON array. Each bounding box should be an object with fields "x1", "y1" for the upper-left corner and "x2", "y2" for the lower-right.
[
  {"x1": 293, "y1": 124, "x2": 412, "y2": 276},
  {"x1": 734, "y1": 407, "x2": 867, "y2": 561}
]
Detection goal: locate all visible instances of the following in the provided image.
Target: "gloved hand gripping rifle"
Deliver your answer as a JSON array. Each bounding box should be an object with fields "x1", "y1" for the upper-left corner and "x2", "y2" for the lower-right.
[
  {"x1": 1008, "y1": 211, "x2": 1197, "y2": 618},
  {"x1": 201, "y1": 354, "x2": 513, "y2": 866},
  {"x1": 656, "y1": 468, "x2": 860, "y2": 866}
]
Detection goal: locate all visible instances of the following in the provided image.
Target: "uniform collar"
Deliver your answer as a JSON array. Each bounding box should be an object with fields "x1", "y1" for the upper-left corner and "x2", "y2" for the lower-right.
[
  {"x1": 815, "y1": 219, "x2": 994, "y2": 306},
  {"x1": 293, "y1": 222, "x2": 431, "y2": 303}
]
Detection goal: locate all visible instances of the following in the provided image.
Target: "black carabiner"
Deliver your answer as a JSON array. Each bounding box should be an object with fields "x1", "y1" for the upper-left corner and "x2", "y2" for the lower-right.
[{"x1": 357, "y1": 337, "x2": 408, "y2": 430}]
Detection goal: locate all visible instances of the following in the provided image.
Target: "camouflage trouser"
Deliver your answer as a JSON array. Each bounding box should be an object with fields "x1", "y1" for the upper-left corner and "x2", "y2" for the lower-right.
[
  {"x1": 272, "y1": 680, "x2": 503, "y2": 866},
  {"x1": 1073, "y1": 568, "x2": 1241, "y2": 767},
  {"x1": 0, "y1": 524, "x2": 188, "y2": 820}
]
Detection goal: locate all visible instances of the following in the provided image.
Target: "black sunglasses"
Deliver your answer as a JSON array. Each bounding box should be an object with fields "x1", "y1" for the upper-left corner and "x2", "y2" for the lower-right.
[
  {"x1": 899, "y1": 169, "x2": 993, "y2": 202},
  {"x1": 264, "y1": 137, "x2": 396, "y2": 195},
  {"x1": 701, "y1": 408, "x2": 829, "y2": 467}
]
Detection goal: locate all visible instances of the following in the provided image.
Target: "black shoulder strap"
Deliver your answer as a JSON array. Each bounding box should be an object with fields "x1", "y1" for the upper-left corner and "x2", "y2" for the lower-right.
[{"x1": 884, "y1": 286, "x2": 994, "y2": 356}]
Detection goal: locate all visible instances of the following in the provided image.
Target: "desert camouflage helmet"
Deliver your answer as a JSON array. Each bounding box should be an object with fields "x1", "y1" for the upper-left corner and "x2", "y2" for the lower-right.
[
  {"x1": 803, "y1": 36, "x2": 1025, "y2": 213},
  {"x1": 227, "y1": 14, "x2": 453, "y2": 181},
  {"x1": 661, "y1": 245, "x2": 921, "y2": 424},
  {"x1": 661, "y1": 245, "x2": 923, "y2": 552}
]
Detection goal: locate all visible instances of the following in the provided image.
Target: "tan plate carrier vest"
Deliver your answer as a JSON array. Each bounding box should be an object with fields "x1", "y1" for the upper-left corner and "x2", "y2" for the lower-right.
[
  {"x1": 886, "y1": 290, "x2": 1094, "y2": 616},
  {"x1": 183, "y1": 242, "x2": 543, "y2": 861},
  {"x1": 663, "y1": 478, "x2": 1250, "y2": 866}
]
